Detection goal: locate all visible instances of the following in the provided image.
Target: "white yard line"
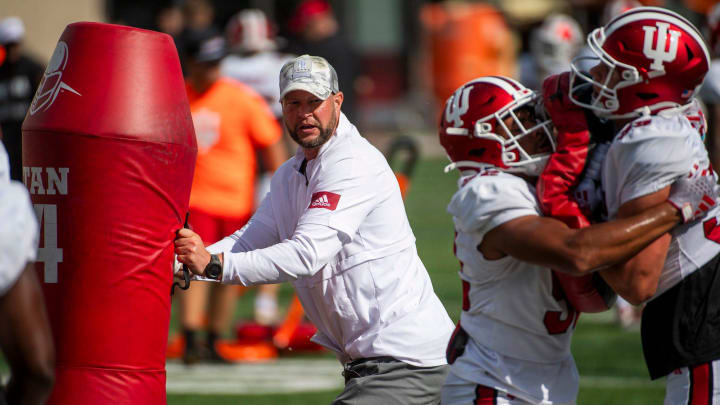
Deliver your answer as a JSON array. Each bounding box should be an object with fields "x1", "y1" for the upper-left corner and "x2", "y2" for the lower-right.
[
  {"x1": 166, "y1": 358, "x2": 344, "y2": 395},
  {"x1": 165, "y1": 358, "x2": 663, "y2": 395}
]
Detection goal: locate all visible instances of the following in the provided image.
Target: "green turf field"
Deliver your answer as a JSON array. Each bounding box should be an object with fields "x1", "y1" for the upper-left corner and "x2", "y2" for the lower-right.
[{"x1": 167, "y1": 157, "x2": 666, "y2": 404}]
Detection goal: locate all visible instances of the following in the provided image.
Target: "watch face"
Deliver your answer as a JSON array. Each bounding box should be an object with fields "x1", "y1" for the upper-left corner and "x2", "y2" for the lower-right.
[
  {"x1": 206, "y1": 255, "x2": 222, "y2": 279},
  {"x1": 207, "y1": 264, "x2": 221, "y2": 279}
]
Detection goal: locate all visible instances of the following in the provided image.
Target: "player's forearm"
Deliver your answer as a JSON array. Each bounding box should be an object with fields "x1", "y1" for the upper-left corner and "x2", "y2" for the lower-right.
[
  {"x1": 562, "y1": 202, "x2": 680, "y2": 274},
  {"x1": 595, "y1": 229, "x2": 670, "y2": 304},
  {"x1": 261, "y1": 141, "x2": 287, "y2": 172},
  {"x1": 1, "y1": 268, "x2": 55, "y2": 405},
  {"x1": 598, "y1": 260, "x2": 662, "y2": 305}
]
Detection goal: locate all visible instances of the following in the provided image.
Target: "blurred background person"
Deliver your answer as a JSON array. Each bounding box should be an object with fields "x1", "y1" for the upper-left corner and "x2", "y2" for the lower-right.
[
  {"x1": 221, "y1": 8, "x2": 294, "y2": 120},
  {"x1": 0, "y1": 141, "x2": 54, "y2": 405},
  {"x1": 155, "y1": 2, "x2": 186, "y2": 58},
  {"x1": 178, "y1": 28, "x2": 286, "y2": 364},
  {"x1": 182, "y1": 0, "x2": 216, "y2": 33},
  {"x1": 519, "y1": 13, "x2": 582, "y2": 90},
  {"x1": 419, "y1": 1, "x2": 516, "y2": 118},
  {"x1": 286, "y1": 0, "x2": 358, "y2": 120},
  {"x1": 220, "y1": 9, "x2": 294, "y2": 327},
  {"x1": 573, "y1": 0, "x2": 641, "y2": 73},
  {"x1": 0, "y1": 16, "x2": 44, "y2": 181},
  {"x1": 700, "y1": 2, "x2": 720, "y2": 171},
  {"x1": 176, "y1": 0, "x2": 219, "y2": 74}
]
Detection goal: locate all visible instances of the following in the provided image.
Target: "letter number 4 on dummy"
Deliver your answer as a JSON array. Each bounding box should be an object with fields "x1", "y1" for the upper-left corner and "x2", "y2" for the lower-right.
[{"x1": 33, "y1": 204, "x2": 63, "y2": 283}]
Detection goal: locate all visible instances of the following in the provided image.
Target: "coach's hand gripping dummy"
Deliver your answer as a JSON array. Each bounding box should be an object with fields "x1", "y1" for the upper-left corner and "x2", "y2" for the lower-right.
[
  {"x1": 21, "y1": 23, "x2": 197, "y2": 404},
  {"x1": 537, "y1": 72, "x2": 616, "y2": 313}
]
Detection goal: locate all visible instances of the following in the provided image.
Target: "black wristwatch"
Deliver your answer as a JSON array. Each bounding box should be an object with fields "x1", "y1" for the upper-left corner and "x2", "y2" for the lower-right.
[{"x1": 204, "y1": 254, "x2": 222, "y2": 280}]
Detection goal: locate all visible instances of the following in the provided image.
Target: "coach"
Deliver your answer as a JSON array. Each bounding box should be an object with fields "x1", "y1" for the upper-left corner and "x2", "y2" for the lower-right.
[{"x1": 175, "y1": 54, "x2": 454, "y2": 404}]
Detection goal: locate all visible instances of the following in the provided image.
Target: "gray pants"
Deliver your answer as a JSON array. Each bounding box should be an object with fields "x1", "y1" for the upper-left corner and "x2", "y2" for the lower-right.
[{"x1": 332, "y1": 357, "x2": 449, "y2": 405}]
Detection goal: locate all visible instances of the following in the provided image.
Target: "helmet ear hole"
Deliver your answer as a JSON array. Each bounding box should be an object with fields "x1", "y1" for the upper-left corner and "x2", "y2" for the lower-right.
[
  {"x1": 477, "y1": 122, "x2": 492, "y2": 134},
  {"x1": 469, "y1": 148, "x2": 486, "y2": 157},
  {"x1": 621, "y1": 70, "x2": 635, "y2": 81}
]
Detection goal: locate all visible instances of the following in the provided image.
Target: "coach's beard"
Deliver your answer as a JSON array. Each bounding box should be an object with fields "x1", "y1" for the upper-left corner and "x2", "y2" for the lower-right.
[{"x1": 288, "y1": 109, "x2": 337, "y2": 150}]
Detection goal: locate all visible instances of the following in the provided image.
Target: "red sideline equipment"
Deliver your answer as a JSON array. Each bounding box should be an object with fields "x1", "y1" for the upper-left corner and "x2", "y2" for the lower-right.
[
  {"x1": 537, "y1": 72, "x2": 615, "y2": 314},
  {"x1": 22, "y1": 22, "x2": 196, "y2": 404}
]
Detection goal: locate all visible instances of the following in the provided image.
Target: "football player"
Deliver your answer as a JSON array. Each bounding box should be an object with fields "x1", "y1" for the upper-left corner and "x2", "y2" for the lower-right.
[
  {"x1": 438, "y1": 75, "x2": 717, "y2": 404},
  {"x1": 0, "y1": 142, "x2": 54, "y2": 404},
  {"x1": 558, "y1": 6, "x2": 719, "y2": 403},
  {"x1": 519, "y1": 13, "x2": 583, "y2": 91}
]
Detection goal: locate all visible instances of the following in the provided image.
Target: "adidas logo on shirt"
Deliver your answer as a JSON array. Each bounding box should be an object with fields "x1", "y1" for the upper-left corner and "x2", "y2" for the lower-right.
[
  {"x1": 309, "y1": 191, "x2": 341, "y2": 211},
  {"x1": 312, "y1": 194, "x2": 331, "y2": 207}
]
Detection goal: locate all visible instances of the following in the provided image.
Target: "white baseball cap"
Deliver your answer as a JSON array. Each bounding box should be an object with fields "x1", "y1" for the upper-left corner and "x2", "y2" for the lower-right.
[
  {"x1": 0, "y1": 17, "x2": 25, "y2": 45},
  {"x1": 279, "y1": 54, "x2": 339, "y2": 100}
]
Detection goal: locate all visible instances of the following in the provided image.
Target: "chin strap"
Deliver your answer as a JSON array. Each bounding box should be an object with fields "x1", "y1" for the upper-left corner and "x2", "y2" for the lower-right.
[
  {"x1": 443, "y1": 161, "x2": 492, "y2": 173},
  {"x1": 444, "y1": 158, "x2": 549, "y2": 177}
]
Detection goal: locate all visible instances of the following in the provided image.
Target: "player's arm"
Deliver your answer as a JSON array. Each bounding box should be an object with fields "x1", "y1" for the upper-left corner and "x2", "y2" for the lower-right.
[
  {"x1": 0, "y1": 264, "x2": 54, "y2": 405},
  {"x1": 597, "y1": 188, "x2": 670, "y2": 304},
  {"x1": 259, "y1": 141, "x2": 287, "y2": 173},
  {"x1": 250, "y1": 89, "x2": 287, "y2": 174},
  {"x1": 480, "y1": 199, "x2": 681, "y2": 277}
]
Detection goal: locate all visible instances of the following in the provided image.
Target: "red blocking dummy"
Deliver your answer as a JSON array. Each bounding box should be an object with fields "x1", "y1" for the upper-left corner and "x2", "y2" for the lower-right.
[{"x1": 22, "y1": 22, "x2": 196, "y2": 404}]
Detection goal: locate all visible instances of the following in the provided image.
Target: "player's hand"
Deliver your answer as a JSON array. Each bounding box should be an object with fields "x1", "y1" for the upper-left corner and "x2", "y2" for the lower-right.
[
  {"x1": 572, "y1": 143, "x2": 610, "y2": 218},
  {"x1": 542, "y1": 71, "x2": 588, "y2": 134},
  {"x1": 668, "y1": 160, "x2": 719, "y2": 223},
  {"x1": 174, "y1": 228, "x2": 211, "y2": 276}
]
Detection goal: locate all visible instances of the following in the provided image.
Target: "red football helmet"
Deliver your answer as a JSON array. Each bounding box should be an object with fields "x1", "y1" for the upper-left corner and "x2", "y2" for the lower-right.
[
  {"x1": 530, "y1": 14, "x2": 582, "y2": 76},
  {"x1": 439, "y1": 76, "x2": 554, "y2": 176},
  {"x1": 225, "y1": 9, "x2": 277, "y2": 53},
  {"x1": 570, "y1": 7, "x2": 710, "y2": 119}
]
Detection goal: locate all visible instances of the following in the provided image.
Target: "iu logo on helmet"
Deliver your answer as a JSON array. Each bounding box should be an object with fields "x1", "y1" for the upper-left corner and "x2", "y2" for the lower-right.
[
  {"x1": 29, "y1": 41, "x2": 81, "y2": 115},
  {"x1": 642, "y1": 22, "x2": 681, "y2": 74},
  {"x1": 445, "y1": 86, "x2": 472, "y2": 128}
]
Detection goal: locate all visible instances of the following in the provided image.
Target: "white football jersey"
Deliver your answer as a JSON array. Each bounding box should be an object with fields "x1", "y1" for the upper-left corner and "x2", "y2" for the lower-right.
[
  {"x1": 0, "y1": 181, "x2": 38, "y2": 296},
  {"x1": 220, "y1": 52, "x2": 294, "y2": 118},
  {"x1": 601, "y1": 113, "x2": 720, "y2": 299},
  {"x1": 446, "y1": 169, "x2": 579, "y2": 403}
]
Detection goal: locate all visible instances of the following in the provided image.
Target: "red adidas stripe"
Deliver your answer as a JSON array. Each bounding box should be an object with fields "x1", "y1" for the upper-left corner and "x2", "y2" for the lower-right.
[
  {"x1": 474, "y1": 385, "x2": 497, "y2": 405},
  {"x1": 689, "y1": 362, "x2": 712, "y2": 405}
]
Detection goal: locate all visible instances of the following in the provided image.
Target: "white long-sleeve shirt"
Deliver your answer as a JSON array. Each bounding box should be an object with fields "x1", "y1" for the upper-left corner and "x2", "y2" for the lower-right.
[{"x1": 208, "y1": 113, "x2": 453, "y2": 366}]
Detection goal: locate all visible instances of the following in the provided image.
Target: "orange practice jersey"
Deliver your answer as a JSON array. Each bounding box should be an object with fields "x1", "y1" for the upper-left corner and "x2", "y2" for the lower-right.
[{"x1": 187, "y1": 78, "x2": 282, "y2": 218}]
